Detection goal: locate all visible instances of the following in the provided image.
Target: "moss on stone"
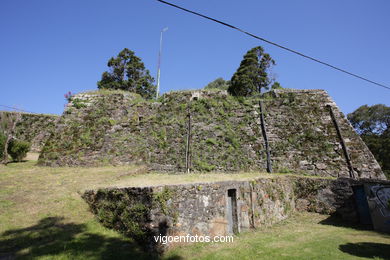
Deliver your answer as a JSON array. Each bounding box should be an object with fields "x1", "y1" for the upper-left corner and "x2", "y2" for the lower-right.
[{"x1": 153, "y1": 187, "x2": 175, "y2": 215}]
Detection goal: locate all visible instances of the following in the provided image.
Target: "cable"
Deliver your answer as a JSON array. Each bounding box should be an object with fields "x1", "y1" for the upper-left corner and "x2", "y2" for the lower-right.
[
  {"x1": 0, "y1": 105, "x2": 35, "y2": 114},
  {"x1": 157, "y1": 0, "x2": 390, "y2": 91}
]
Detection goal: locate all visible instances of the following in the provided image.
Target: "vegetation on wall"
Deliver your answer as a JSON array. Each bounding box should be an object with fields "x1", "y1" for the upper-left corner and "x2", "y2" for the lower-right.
[
  {"x1": 0, "y1": 112, "x2": 21, "y2": 164},
  {"x1": 0, "y1": 119, "x2": 31, "y2": 163},
  {"x1": 0, "y1": 132, "x2": 6, "y2": 159},
  {"x1": 271, "y1": 81, "x2": 283, "y2": 90},
  {"x1": 38, "y1": 89, "x2": 384, "y2": 179},
  {"x1": 204, "y1": 77, "x2": 230, "y2": 90}
]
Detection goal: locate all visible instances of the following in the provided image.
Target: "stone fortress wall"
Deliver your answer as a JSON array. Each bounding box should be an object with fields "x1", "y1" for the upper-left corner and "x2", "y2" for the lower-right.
[
  {"x1": 38, "y1": 89, "x2": 385, "y2": 180},
  {"x1": 0, "y1": 111, "x2": 59, "y2": 152}
]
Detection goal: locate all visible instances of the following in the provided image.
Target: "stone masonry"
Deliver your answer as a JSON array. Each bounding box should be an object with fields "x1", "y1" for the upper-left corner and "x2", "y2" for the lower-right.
[
  {"x1": 82, "y1": 176, "x2": 390, "y2": 252},
  {"x1": 0, "y1": 111, "x2": 59, "y2": 152},
  {"x1": 39, "y1": 89, "x2": 385, "y2": 179}
]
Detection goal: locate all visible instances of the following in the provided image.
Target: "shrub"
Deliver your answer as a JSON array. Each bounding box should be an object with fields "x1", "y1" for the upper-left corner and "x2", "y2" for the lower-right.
[
  {"x1": 7, "y1": 139, "x2": 30, "y2": 162},
  {"x1": 0, "y1": 133, "x2": 6, "y2": 158}
]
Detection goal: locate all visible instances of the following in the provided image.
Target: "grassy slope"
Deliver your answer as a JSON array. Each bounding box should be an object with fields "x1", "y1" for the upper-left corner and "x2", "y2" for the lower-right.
[
  {"x1": 0, "y1": 154, "x2": 273, "y2": 259},
  {"x1": 0, "y1": 156, "x2": 151, "y2": 259},
  {"x1": 1, "y1": 155, "x2": 389, "y2": 259}
]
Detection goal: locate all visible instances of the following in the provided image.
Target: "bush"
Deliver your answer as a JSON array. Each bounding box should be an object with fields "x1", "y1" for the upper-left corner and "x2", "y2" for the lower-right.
[
  {"x1": 7, "y1": 139, "x2": 30, "y2": 162},
  {"x1": 0, "y1": 133, "x2": 6, "y2": 158}
]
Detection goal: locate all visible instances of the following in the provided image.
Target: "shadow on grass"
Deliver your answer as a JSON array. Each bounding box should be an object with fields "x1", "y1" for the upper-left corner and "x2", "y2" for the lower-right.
[
  {"x1": 339, "y1": 242, "x2": 390, "y2": 260},
  {"x1": 0, "y1": 216, "x2": 182, "y2": 260},
  {"x1": 320, "y1": 215, "x2": 390, "y2": 259},
  {"x1": 318, "y1": 214, "x2": 373, "y2": 231}
]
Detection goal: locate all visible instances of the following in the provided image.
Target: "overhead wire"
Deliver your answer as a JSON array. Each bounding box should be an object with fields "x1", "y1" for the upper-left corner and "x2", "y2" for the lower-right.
[
  {"x1": 0, "y1": 104, "x2": 35, "y2": 114},
  {"x1": 157, "y1": 0, "x2": 390, "y2": 91}
]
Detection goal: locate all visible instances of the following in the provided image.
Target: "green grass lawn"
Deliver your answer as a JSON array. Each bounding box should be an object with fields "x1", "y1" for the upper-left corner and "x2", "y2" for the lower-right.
[
  {"x1": 0, "y1": 155, "x2": 389, "y2": 259},
  {"x1": 165, "y1": 213, "x2": 390, "y2": 260}
]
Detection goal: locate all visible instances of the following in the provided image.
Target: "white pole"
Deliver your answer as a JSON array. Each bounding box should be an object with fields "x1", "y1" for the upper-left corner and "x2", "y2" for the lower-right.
[{"x1": 156, "y1": 27, "x2": 168, "y2": 99}]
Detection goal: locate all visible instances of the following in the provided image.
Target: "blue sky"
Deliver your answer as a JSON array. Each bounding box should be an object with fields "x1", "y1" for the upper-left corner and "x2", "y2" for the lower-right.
[{"x1": 1, "y1": 0, "x2": 389, "y2": 115}]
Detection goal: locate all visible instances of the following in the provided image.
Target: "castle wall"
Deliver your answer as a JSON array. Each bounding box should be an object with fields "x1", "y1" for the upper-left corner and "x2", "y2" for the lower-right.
[
  {"x1": 263, "y1": 89, "x2": 383, "y2": 179},
  {"x1": 0, "y1": 111, "x2": 58, "y2": 152},
  {"x1": 38, "y1": 89, "x2": 385, "y2": 179}
]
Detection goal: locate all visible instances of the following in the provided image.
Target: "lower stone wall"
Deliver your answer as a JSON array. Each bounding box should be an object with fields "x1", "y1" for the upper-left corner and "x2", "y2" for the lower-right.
[{"x1": 82, "y1": 176, "x2": 390, "y2": 253}]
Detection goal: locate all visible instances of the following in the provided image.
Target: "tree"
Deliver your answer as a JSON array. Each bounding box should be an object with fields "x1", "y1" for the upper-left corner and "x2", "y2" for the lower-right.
[
  {"x1": 348, "y1": 105, "x2": 389, "y2": 135},
  {"x1": 7, "y1": 139, "x2": 30, "y2": 162},
  {"x1": 97, "y1": 48, "x2": 156, "y2": 99},
  {"x1": 204, "y1": 77, "x2": 230, "y2": 90},
  {"x1": 271, "y1": 81, "x2": 283, "y2": 90},
  {"x1": 228, "y1": 46, "x2": 275, "y2": 96},
  {"x1": 348, "y1": 104, "x2": 390, "y2": 178},
  {"x1": 0, "y1": 112, "x2": 21, "y2": 164}
]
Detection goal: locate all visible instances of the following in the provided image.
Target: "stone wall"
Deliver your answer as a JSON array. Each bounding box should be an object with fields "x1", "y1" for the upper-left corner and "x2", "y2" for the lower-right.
[
  {"x1": 263, "y1": 89, "x2": 383, "y2": 179},
  {"x1": 82, "y1": 176, "x2": 390, "y2": 252},
  {"x1": 0, "y1": 111, "x2": 59, "y2": 152},
  {"x1": 82, "y1": 176, "x2": 297, "y2": 252},
  {"x1": 39, "y1": 89, "x2": 385, "y2": 179}
]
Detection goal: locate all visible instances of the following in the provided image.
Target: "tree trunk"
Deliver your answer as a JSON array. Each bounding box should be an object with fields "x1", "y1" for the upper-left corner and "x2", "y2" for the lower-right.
[
  {"x1": 1, "y1": 134, "x2": 11, "y2": 164},
  {"x1": 1, "y1": 113, "x2": 21, "y2": 165}
]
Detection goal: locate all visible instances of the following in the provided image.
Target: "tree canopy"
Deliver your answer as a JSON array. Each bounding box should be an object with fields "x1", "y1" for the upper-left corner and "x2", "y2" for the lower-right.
[
  {"x1": 348, "y1": 104, "x2": 390, "y2": 178},
  {"x1": 204, "y1": 78, "x2": 230, "y2": 90},
  {"x1": 271, "y1": 81, "x2": 283, "y2": 90},
  {"x1": 228, "y1": 46, "x2": 275, "y2": 96},
  {"x1": 348, "y1": 104, "x2": 390, "y2": 135},
  {"x1": 97, "y1": 48, "x2": 156, "y2": 99}
]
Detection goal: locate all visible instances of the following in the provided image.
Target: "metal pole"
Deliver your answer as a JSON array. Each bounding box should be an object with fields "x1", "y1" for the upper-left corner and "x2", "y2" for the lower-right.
[
  {"x1": 259, "y1": 99, "x2": 272, "y2": 173},
  {"x1": 327, "y1": 105, "x2": 355, "y2": 179},
  {"x1": 156, "y1": 27, "x2": 168, "y2": 99},
  {"x1": 185, "y1": 107, "x2": 191, "y2": 173}
]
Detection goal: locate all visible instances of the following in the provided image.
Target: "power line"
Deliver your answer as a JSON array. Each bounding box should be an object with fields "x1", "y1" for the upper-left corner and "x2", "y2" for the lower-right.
[
  {"x1": 0, "y1": 105, "x2": 35, "y2": 114},
  {"x1": 157, "y1": 0, "x2": 390, "y2": 91}
]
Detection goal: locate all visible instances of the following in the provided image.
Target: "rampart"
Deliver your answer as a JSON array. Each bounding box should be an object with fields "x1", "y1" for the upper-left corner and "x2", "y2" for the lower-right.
[
  {"x1": 38, "y1": 89, "x2": 385, "y2": 179},
  {"x1": 0, "y1": 111, "x2": 59, "y2": 152}
]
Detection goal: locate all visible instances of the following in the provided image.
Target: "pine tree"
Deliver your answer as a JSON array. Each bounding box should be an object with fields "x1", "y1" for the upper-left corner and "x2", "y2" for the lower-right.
[
  {"x1": 97, "y1": 48, "x2": 156, "y2": 99},
  {"x1": 228, "y1": 46, "x2": 275, "y2": 96}
]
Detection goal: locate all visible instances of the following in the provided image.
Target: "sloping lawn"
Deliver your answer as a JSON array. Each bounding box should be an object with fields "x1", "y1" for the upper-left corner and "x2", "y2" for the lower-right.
[
  {"x1": 0, "y1": 155, "x2": 271, "y2": 259},
  {"x1": 0, "y1": 157, "x2": 154, "y2": 259},
  {"x1": 1, "y1": 155, "x2": 389, "y2": 259}
]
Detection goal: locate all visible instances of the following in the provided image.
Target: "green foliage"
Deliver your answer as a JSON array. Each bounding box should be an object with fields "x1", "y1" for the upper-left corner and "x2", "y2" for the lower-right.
[
  {"x1": 348, "y1": 104, "x2": 390, "y2": 135},
  {"x1": 228, "y1": 46, "x2": 275, "y2": 96},
  {"x1": 71, "y1": 98, "x2": 87, "y2": 109},
  {"x1": 7, "y1": 139, "x2": 30, "y2": 162},
  {"x1": 225, "y1": 130, "x2": 239, "y2": 149},
  {"x1": 195, "y1": 160, "x2": 216, "y2": 172},
  {"x1": 348, "y1": 104, "x2": 390, "y2": 178},
  {"x1": 205, "y1": 138, "x2": 218, "y2": 146},
  {"x1": 121, "y1": 203, "x2": 149, "y2": 239},
  {"x1": 0, "y1": 132, "x2": 6, "y2": 158},
  {"x1": 271, "y1": 81, "x2": 283, "y2": 90},
  {"x1": 276, "y1": 166, "x2": 294, "y2": 174},
  {"x1": 153, "y1": 187, "x2": 174, "y2": 215},
  {"x1": 97, "y1": 48, "x2": 156, "y2": 99},
  {"x1": 204, "y1": 77, "x2": 230, "y2": 90}
]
